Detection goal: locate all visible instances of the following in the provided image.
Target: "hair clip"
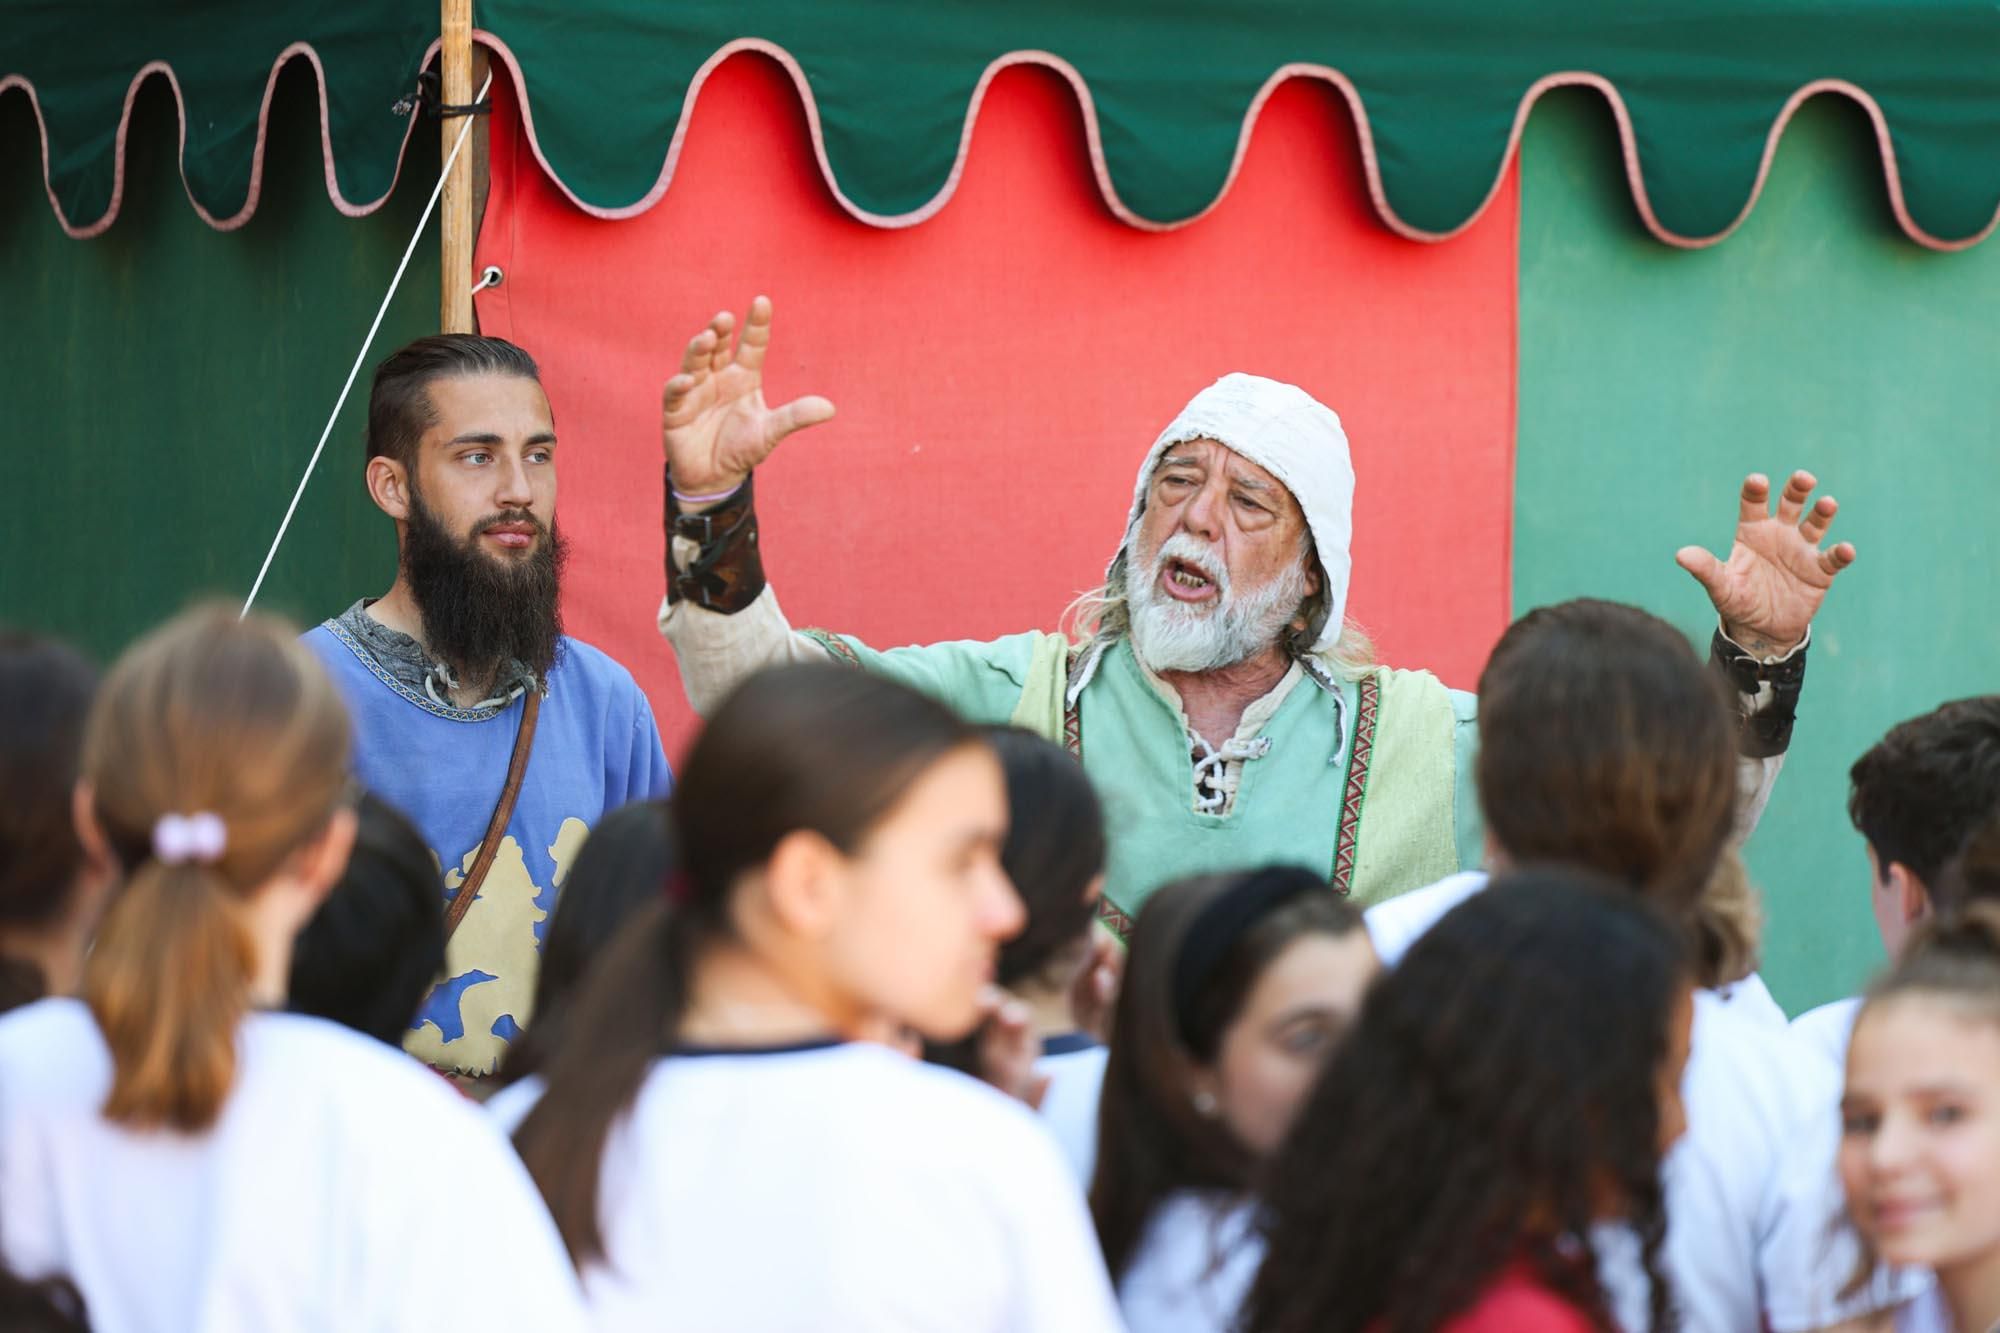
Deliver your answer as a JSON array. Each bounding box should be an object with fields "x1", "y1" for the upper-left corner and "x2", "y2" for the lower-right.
[{"x1": 153, "y1": 812, "x2": 227, "y2": 866}]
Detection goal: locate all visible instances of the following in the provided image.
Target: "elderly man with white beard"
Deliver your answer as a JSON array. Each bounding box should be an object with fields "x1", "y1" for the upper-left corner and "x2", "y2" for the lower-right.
[{"x1": 654, "y1": 299, "x2": 1854, "y2": 929}]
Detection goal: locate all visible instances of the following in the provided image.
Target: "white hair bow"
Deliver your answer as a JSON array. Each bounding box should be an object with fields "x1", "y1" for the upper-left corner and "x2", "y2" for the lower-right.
[{"x1": 152, "y1": 812, "x2": 227, "y2": 866}]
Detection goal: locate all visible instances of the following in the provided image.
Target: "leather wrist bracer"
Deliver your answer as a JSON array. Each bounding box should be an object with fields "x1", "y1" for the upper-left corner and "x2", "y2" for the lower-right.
[
  {"x1": 664, "y1": 468, "x2": 766, "y2": 614},
  {"x1": 1709, "y1": 628, "x2": 1808, "y2": 760}
]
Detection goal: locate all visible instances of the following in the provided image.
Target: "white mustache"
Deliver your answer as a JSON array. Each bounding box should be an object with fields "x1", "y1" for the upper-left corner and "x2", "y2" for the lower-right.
[{"x1": 1148, "y1": 534, "x2": 1229, "y2": 594}]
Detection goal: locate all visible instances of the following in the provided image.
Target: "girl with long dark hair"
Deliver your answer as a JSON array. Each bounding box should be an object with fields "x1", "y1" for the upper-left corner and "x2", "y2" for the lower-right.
[
  {"x1": 1246, "y1": 870, "x2": 1693, "y2": 1333},
  {"x1": 0, "y1": 607, "x2": 585, "y2": 1331},
  {"x1": 1089, "y1": 864, "x2": 1374, "y2": 1332},
  {"x1": 508, "y1": 662, "x2": 1123, "y2": 1329}
]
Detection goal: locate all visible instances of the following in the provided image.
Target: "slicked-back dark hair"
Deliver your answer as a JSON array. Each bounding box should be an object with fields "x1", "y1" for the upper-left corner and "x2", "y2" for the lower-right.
[
  {"x1": 1848, "y1": 696, "x2": 2000, "y2": 890},
  {"x1": 1244, "y1": 870, "x2": 1687, "y2": 1333},
  {"x1": 366, "y1": 334, "x2": 542, "y2": 470}
]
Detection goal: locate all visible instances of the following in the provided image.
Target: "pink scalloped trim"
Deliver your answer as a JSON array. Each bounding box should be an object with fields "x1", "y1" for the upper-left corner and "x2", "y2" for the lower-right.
[
  {"x1": 478, "y1": 33, "x2": 1996, "y2": 252},
  {"x1": 0, "y1": 39, "x2": 434, "y2": 239}
]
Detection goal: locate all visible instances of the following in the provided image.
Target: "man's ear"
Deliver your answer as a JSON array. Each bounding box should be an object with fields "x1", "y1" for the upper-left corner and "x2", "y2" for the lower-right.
[{"x1": 366, "y1": 455, "x2": 414, "y2": 522}]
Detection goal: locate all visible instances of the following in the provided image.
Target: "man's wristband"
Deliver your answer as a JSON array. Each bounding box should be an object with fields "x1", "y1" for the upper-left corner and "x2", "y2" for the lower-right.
[
  {"x1": 665, "y1": 466, "x2": 766, "y2": 614},
  {"x1": 1708, "y1": 627, "x2": 1808, "y2": 760}
]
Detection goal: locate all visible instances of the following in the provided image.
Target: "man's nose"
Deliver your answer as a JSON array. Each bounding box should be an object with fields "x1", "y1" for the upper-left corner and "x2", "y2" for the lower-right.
[
  {"x1": 494, "y1": 454, "x2": 534, "y2": 509},
  {"x1": 1180, "y1": 476, "x2": 1226, "y2": 542}
]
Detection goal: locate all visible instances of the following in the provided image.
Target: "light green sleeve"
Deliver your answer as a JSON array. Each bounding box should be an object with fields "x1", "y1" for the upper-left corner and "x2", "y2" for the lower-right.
[
  {"x1": 1450, "y1": 688, "x2": 1485, "y2": 871},
  {"x1": 796, "y1": 628, "x2": 1050, "y2": 727}
]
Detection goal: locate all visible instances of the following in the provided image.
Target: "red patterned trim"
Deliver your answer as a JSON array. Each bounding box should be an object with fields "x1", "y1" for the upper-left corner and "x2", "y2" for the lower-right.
[
  {"x1": 800, "y1": 628, "x2": 862, "y2": 668},
  {"x1": 474, "y1": 32, "x2": 1996, "y2": 252},
  {"x1": 1095, "y1": 895, "x2": 1133, "y2": 940},
  {"x1": 1328, "y1": 673, "x2": 1381, "y2": 897},
  {"x1": 1063, "y1": 692, "x2": 1083, "y2": 760}
]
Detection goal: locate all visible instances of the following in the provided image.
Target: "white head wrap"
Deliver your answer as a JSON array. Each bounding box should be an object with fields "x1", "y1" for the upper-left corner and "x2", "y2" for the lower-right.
[{"x1": 1115, "y1": 372, "x2": 1355, "y2": 655}]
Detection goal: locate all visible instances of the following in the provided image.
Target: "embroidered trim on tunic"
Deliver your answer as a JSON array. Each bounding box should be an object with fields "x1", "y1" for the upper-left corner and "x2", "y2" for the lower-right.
[
  {"x1": 1328, "y1": 672, "x2": 1381, "y2": 896},
  {"x1": 320, "y1": 617, "x2": 518, "y2": 724},
  {"x1": 801, "y1": 628, "x2": 864, "y2": 668}
]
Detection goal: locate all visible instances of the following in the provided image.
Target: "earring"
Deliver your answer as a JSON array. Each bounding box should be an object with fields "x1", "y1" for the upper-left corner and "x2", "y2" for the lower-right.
[{"x1": 1192, "y1": 1090, "x2": 1218, "y2": 1117}]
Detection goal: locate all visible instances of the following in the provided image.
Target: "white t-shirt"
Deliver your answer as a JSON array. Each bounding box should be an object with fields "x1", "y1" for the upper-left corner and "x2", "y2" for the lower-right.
[
  {"x1": 1792, "y1": 996, "x2": 1864, "y2": 1069},
  {"x1": 0, "y1": 998, "x2": 586, "y2": 1333},
  {"x1": 1036, "y1": 1037, "x2": 1109, "y2": 1187},
  {"x1": 1711, "y1": 971, "x2": 1791, "y2": 1033},
  {"x1": 1365, "y1": 872, "x2": 1928, "y2": 1332},
  {"x1": 493, "y1": 1039, "x2": 1123, "y2": 1332},
  {"x1": 1116, "y1": 1190, "x2": 1262, "y2": 1333},
  {"x1": 1892, "y1": 1285, "x2": 1953, "y2": 1333}
]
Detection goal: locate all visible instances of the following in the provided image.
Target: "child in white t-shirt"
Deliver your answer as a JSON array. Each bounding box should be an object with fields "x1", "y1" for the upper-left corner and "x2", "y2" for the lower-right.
[
  {"x1": 1090, "y1": 865, "x2": 1377, "y2": 1333},
  {"x1": 1796, "y1": 697, "x2": 2000, "y2": 1065},
  {"x1": 504, "y1": 663, "x2": 1124, "y2": 1332},
  {"x1": 1840, "y1": 904, "x2": 2000, "y2": 1333},
  {"x1": 0, "y1": 608, "x2": 586, "y2": 1333},
  {"x1": 1366, "y1": 598, "x2": 1923, "y2": 1332}
]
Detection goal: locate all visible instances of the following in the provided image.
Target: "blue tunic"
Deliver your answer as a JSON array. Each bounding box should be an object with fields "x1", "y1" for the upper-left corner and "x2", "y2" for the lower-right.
[{"x1": 306, "y1": 620, "x2": 672, "y2": 1074}]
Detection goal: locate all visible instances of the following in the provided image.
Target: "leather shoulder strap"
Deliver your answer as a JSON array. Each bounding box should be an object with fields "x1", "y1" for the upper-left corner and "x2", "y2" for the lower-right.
[{"x1": 445, "y1": 690, "x2": 542, "y2": 938}]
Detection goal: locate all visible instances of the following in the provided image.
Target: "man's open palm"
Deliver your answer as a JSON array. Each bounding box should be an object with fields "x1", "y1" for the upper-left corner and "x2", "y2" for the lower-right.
[
  {"x1": 661, "y1": 296, "x2": 835, "y2": 496},
  {"x1": 1676, "y1": 470, "x2": 1857, "y2": 656}
]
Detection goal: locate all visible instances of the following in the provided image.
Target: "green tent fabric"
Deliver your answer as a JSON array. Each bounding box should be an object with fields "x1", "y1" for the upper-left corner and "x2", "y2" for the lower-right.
[
  {"x1": 9, "y1": 1, "x2": 2000, "y2": 246},
  {"x1": 0, "y1": 0, "x2": 432, "y2": 236},
  {"x1": 479, "y1": 0, "x2": 2000, "y2": 247}
]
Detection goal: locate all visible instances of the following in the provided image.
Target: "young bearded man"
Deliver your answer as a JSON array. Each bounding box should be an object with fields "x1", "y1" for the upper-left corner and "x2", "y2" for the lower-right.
[{"x1": 306, "y1": 335, "x2": 671, "y2": 1077}]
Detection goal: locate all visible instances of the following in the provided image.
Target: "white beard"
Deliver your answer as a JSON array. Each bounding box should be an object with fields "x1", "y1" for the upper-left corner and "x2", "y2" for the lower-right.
[{"x1": 1126, "y1": 532, "x2": 1311, "y2": 673}]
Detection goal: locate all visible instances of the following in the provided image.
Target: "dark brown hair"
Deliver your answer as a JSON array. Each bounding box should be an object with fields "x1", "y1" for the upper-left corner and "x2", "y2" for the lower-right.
[
  {"x1": 1848, "y1": 696, "x2": 2000, "y2": 891},
  {"x1": 1934, "y1": 812, "x2": 2000, "y2": 917},
  {"x1": 498, "y1": 799, "x2": 676, "y2": 1086},
  {"x1": 288, "y1": 792, "x2": 444, "y2": 1046},
  {"x1": 80, "y1": 606, "x2": 350, "y2": 1131},
  {"x1": 985, "y1": 726, "x2": 1104, "y2": 987},
  {"x1": 1863, "y1": 899, "x2": 2000, "y2": 1026},
  {"x1": 1244, "y1": 871, "x2": 1686, "y2": 1333},
  {"x1": 1476, "y1": 599, "x2": 1738, "y2": 979},
  {"x1": 1089, "y1": 867, "x2": 1362, "y2": 1282},
  {"x1": 366, "y1": 334, "x2": 541, "y2": 469},
  {"x1": 512, "y1": 663, "x2": 984, "y2": 1267},
  {"x1": 0, "y1": 631, "x2": 99, "y2": 1011}
]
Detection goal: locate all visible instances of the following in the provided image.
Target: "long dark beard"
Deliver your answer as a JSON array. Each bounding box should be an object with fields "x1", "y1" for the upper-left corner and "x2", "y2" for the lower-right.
[{"x1": 401, "y1": 490, "x2": 567, "y2": 689}]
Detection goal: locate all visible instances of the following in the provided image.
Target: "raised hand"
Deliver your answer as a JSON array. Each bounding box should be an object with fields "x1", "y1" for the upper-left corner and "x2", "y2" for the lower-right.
[
  {"x1": 1675, "y1": 471, "x2": 1857, "y2": 657},
  {"x1": 661, "y1": 296, "x2": 835, "y2": 500}
]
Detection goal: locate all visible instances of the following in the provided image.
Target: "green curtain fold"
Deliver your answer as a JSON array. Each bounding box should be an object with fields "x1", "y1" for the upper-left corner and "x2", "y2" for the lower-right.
[{"x1": 9, "y1": 0, "x2": 2000, "y2": 246}]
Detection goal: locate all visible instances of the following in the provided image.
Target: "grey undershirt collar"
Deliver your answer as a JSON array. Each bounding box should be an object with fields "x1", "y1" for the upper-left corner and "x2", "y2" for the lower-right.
[{"x1": 334, "y1": 600, "x2": 539, "y2": 712}]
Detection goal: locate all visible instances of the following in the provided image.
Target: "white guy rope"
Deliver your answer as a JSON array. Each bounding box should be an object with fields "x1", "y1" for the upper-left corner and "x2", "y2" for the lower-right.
[{"x1": 239, "y1": 70, "x2": 494, "y2": 619}]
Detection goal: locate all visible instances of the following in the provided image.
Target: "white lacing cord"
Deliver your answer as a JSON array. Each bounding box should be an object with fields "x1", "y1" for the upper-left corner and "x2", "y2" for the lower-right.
[
  {"x1": 238, "y1": 70, "x2": 495, "y2": 620},
  {"x1": 1190, "y1": 734, "x2": 1272, "y2": 813}
]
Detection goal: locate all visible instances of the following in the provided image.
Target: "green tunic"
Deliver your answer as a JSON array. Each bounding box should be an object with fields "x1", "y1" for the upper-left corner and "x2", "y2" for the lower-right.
[{"x1": 801, "y1": 628, "x2": 1482, "y2": 921}]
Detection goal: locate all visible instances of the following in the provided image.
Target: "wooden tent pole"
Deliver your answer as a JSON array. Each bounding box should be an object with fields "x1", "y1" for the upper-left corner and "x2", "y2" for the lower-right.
[{"x1": 439, "y1": 0, "x2": 475, "y2": 333}]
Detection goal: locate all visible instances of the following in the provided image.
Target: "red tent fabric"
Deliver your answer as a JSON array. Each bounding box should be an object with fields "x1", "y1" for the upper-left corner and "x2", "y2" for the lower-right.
[{"x1": 474, "y1": 53, "x2": 1518, "y2": 753}]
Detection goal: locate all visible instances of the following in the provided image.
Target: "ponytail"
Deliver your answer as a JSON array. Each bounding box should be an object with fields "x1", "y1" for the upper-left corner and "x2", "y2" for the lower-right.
[
  {"x1": 513, "y1": 899, "x2": 697, "y2": 1265},
  {"x1": 84, "y1": 861, "x2": 256, "y2": 1131},
  {"x1": 75, "y1": 606, "x2": 350, "y2": 1134}
]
